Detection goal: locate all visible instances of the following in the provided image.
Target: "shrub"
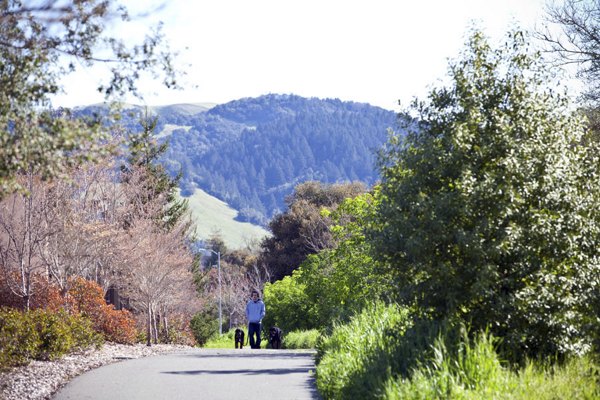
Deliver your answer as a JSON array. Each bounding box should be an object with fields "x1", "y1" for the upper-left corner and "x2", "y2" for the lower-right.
[
  {"x1": 0, "y1": 273, "x2": 65, "y2": 311},
  {"x1": 263, "y1": 271, "x2": 318, "y2": 333},
  {"x1": 68, "y1": 278, "x2": 137, "y2": 344},
  {"x1": 0, "y1": 307, "x2": 102, "y2": 369},
  {"x1": 65, "y1": 313, "x2": 104, "y2": 351},
  {"x1": 33, "y1": 309, "x2": 75, "y2": 360},
  {"x1": 100, "y1": 306, "x2": 137, "y2": 344},
  {"x1": 33, "y1": 308, "x2": 103, "y2": 361},
  {"x1": 190, "y1": 306, "x2": 219, "y2": 346},
  {"x1": 0, "y1": 307, "x2": 40, "y2": 368},
  {"x1": 162, "y1": 314, "x2": 196, "y2": 346},
  {"x1": 284, "y1": 329, "x2": 320, "y2": 349}
]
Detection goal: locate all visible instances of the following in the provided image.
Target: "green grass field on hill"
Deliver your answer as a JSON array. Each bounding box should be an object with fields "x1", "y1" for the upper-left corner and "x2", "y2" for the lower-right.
[{"x1": 180, "y1": 188, "x2": 270, "y2": 249}]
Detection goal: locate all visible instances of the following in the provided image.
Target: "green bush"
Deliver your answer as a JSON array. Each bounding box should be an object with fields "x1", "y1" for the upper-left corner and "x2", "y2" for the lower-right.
[
  {"x1": 0, "y1": 307, "x2": 40, "y2": 368},
  {"x1": 263, "y1": 270, "x2": 318, "y2": 333},
  {"x1": 60, "y1": 311, "x2": 103, "y2": 352},
  {"x1": 0, "y1": 307, "x2": 102, "y2": 369},
  {"x1": 284, "y1": 329, "x2": 320, "y2": 349},
  {"x1": 33, "y1": 309, "x2": 75, "y2": 360},
  {"x1": 190, "y1": 306, "x2": 220, "y2": 346}
]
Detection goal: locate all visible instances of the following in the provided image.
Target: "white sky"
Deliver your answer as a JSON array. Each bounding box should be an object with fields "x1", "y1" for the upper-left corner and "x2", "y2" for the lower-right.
[{"x1": 52, "y1": 0, "x2": 550, "y2": 112}]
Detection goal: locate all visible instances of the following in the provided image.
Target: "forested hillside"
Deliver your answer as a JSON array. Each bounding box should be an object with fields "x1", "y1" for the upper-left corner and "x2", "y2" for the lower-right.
[
  {"x1": 77, "y1": 94, "x2": 399, "y2": 226},
  {"x1": 164, "y1": 94, "x2": 398, "y2": 224}
]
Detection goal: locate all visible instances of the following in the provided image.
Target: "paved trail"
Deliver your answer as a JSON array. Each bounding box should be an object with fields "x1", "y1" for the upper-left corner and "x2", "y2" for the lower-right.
[{"x1": 53, "y1": 348, "x2": 321, "y2": 400}]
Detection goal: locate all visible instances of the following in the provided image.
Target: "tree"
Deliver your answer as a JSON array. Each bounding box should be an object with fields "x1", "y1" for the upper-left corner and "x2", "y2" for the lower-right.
[
  {"x1": 0, "y1": 172, "x2": 54, "y2": 310},
  {"x1": 370, "y1": 30, "x2": 600, "y2": 359},
  {"x1": 194, "y1": 236, "x2": 269, "y2": 332},
  {"x1": 0, "y1": 0, "x2": 181, "y2": 198},
  {"x1": 259, "y1": 181, "x2": 366, "y2": 281},
  {"x1": 538, "y1": 0, "x2": 600, "y2": 147},
  {"x1": 539, "y1": 0, "x2": 600, "y2": 104},
  {"x1": 298, "y1": 191, "x2": 387, "y2": 329},
  {"x1": 120, "y1": 218, "x2": 193, "y2": 346},
  {"x1": 38, "y1": 158, "x2": 127, "y2": 295},
  {"x1": 262, "y1": 270, "x2": 318, "y2": 332},
  {"x1": 122, "y1": 111, "x2": 188, "y2": 230}
]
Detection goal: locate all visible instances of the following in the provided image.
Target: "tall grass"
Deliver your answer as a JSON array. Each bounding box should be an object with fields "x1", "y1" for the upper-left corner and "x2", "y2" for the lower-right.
[
  {"x1": 284, "y1": 329, "x2": 320, "y2": 349},
  {"x1": 315, "y1": 303, "x2": 600, "y2": 399},
  {"x1": 384, "y1": 334, "x2": 600, "y2": 400},
  {"x1": 316, "y1": 302, "x2": 412, "y2": 399}
]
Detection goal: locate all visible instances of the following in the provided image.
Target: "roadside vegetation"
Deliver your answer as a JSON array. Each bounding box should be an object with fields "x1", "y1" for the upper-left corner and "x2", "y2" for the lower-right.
[
  {"x1": 263, "y1": 18, "x2": 600, "y2": 400},
  {"x1": 0, "y1": 0, "x2": 198, "y2": 372},
  {"x1": 201, "y1": 327, "x2": 319, "y2": 350},
  {"x1": 1, "y1": 1, "x2": 599, "y2": 399}
]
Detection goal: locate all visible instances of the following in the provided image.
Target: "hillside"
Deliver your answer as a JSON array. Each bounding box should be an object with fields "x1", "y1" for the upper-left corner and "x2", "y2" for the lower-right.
[
  {"x1": 159, "y1": 94, "x2": 399, "y2": 225},
  {"x1": 182, "y1": 188, "x2": 269, "y2": 249},
  {"x1": 74, "y1": 94, "x2": 400, "y2": 231}
]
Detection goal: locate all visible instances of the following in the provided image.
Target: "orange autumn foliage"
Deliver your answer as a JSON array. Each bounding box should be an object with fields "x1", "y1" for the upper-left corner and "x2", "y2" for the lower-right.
[
  {"x1": 0, "y1": 272, "x2": 65, "y2": 311},
  {"x1": 68, "y1": 278, "x2": 137, "y2": 344}
]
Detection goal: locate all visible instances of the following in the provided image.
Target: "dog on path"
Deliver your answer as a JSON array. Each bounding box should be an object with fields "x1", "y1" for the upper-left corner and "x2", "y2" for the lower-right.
[
  {"x1": 234, "y1": 328, "x2": 245, "y2": 349},
  {"x1": 268, "y1": 326, "x2": 283, "y2": 349}
]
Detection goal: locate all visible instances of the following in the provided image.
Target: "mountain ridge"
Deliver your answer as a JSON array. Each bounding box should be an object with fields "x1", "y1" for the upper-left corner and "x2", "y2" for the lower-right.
[{"x1": 75, "y1": 94, "x2": 401, "y2": 228}]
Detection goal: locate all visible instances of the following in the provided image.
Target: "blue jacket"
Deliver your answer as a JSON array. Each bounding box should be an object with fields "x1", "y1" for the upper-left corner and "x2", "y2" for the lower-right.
[{"x1": 246, "y1": 298, "x2": 266, "y2": 323}]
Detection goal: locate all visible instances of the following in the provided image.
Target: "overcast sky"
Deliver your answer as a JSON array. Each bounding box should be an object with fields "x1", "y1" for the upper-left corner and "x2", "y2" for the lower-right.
[{"x1": 52, "y1": 0, "x2": 550, "y2": 112}]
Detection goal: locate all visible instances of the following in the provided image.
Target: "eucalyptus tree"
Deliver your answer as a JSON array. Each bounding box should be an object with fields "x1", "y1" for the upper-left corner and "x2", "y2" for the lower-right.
[{"x1": 371, "y1": 30, "x2": 600, "y2": 359}]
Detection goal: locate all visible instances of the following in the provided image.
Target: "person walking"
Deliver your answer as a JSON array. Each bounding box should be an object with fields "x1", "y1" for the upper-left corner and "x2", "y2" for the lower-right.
[{"x1": 245, "y1": 289, "x2": 266, "y2": 349}]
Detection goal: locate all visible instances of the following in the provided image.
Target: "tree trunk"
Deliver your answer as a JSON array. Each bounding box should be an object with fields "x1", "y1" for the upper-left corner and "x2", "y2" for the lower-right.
[
  {"x1": 146, "y1": 303, "x2": 152, "y2": 346},
  {"x1": 152, "y1": 304, "x2": 159, "y2": 344},
  {"x1": 162, "y1": 311, "x2": 169, "y2": 342}
]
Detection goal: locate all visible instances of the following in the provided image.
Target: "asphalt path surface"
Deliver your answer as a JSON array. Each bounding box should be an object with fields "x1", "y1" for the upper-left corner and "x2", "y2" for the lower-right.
[{"x1": 53, "y1": 348, "x2": 321, "y2": 400}]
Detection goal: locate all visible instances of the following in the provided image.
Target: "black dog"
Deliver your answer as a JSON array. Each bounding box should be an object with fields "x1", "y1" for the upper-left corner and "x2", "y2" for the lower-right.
[
  {"x1": 234, "y1": 328, "x2": 245, "y2": 349},
  {"x1": 268, "y1": 326, "x2": 283, "y2": 349}
]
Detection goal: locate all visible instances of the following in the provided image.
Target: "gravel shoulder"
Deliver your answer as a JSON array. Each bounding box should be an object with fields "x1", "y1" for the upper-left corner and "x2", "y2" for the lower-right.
[{"x1": 0, "y1": 343, "x2": 190, "y2": 400}]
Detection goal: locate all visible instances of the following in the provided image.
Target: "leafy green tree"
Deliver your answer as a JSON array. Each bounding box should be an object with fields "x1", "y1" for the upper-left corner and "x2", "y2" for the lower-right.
[
  {"x1": 370, "y1": 30, "x2": 600, "y2": 359},
  {"x1": 259, "y1": 181, "x2": 366, "y2": 281},
  {"x1": 298, "y1": 191, "x2": 388, "y2": 329},
  {"x1": 262, "y1": 270, "x2": 318, "y2": 332},
  {"x1": 0, "y1": 0, "x2": 180, "y2": 198}
]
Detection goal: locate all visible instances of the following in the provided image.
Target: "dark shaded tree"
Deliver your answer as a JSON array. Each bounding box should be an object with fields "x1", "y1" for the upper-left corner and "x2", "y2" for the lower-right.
[{"x1": 259, "y1": 181, "x2": 366, "y2": 281}]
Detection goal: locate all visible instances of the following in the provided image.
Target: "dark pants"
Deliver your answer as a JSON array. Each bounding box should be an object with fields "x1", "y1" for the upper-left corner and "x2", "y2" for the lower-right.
[{"x1": 248, "y1": 322, "x2": 262, "y2": 349}]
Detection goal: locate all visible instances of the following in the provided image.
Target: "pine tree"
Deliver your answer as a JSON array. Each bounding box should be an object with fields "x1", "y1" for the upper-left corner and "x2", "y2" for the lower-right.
[{"x1": 123, "y1": 110, "x2": 188, "y2": 230}]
